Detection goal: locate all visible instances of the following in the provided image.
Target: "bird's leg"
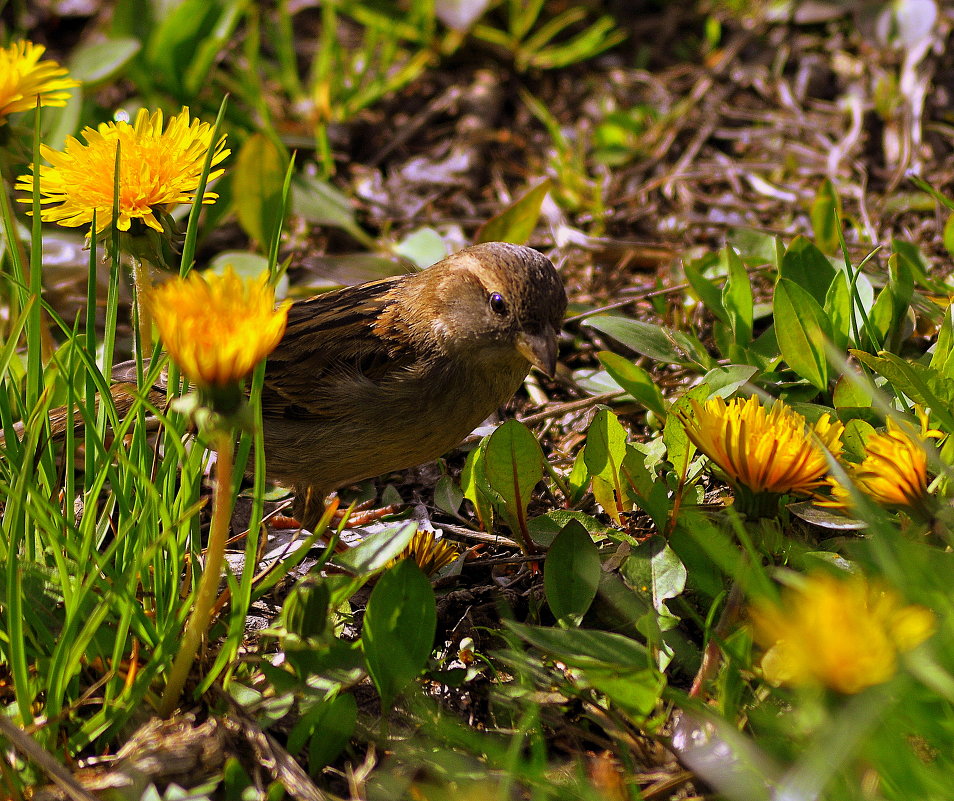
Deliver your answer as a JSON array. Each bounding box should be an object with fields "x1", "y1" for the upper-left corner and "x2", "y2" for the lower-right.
[{"x1": 271, "y1": 487, "x2": 402, "y2": 532}]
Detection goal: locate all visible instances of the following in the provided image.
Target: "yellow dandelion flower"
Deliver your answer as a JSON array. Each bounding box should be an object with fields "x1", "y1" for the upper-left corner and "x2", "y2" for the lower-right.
[
  {"x1": 0, "y1": 41, "x2": 78, "y2": 122},
  {"x1": 818, "y1": 416, "x2": 940, "y2": 517},
  {"x1": 680, "y1": 395, "x2": 844, "y2": 503},
  {"x1": 388, "y1": 529, "x2": 460, "y2": 576},
  {"x1": 849, "y1": 419, "x2": 932, "y2": 508},
  {"x1": 16, "y1": 107, "x2": 228, "y2": 234},
  {"x1": 751, "y1": 572, "x2": 935, "y2": 694},
  {"x1": 146, "y1": 267, "x2": 290, "y2": 390}
]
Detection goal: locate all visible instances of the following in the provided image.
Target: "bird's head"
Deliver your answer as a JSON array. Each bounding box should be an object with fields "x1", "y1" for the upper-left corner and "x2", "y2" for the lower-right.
[{"x1": 423, "y1": 242, "x2": 567, "y2": 377}]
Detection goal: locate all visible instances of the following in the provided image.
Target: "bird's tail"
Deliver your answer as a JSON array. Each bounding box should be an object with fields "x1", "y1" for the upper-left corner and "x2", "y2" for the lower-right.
[{"x1": 2, "y1": 382, "x2": 167, "y2": 446}]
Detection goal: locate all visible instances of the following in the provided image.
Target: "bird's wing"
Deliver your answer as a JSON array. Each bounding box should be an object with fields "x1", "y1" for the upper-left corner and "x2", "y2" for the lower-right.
[
  {"x1": 109, "y1": 277, "x2": 419, "y2": 421},
  {"x1": 111, "y1": 357, "x2": 165, "y2": 388},
  {"x1": 260, "y1": 275, "x2": 418, "y2": 420}
]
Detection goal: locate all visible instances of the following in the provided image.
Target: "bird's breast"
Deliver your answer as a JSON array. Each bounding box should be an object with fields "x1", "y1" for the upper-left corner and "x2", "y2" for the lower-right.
[{"x1": 261, "y1": 351, "x2": 530, "y2": 493}]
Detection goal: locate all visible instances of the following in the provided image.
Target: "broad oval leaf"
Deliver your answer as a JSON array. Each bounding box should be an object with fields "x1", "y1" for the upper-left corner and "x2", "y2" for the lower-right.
[
  {"x1": 597, "y1": 351, "x2": 667, "y2": 419},
  {"x1": 506, "y1": 621, "x2": 649, "y2": 669},
  {"x1": 582, "y1": 408, "x2": 627, "y2": 483},
  {"x1": 476, "y1": 180, "x2": 551, "y2": 245},
  {"x1": 869, "y1": 252, "x2": 914, "y2": 346},
  {"x1": 722, "y1": 246, "x2": 753, "y2": 346},
  {"x1": 809, "y1": 178, "x2": 843, "y2": 255},
  {"x1": 308, "y1": 694, "x2": 357, "y2": 769},
  {"x1": 69, "y1": 37, "x2": 140, "y2": 85},
  {"x1": 578, "y1": 666, "x2": 665, "y2": 717},
  {"x1": 773, "y1": 278, "x2": 832, "y2": 390},
  {"x1": 395, "y1": 227, "x2": 447, "y2": 268},
  {"x1": 287, "y1": 692, "x2": 357, "y2": 769},
  {"x1": 330, "y1": 522, "x2": 417, "y2": 576},
  {"x1": 824, "y1": 270, "x2": 852, "y2": 351},
  {"x1": 362, "y1": 559, "x2": 437, "y2": 709},
  {"x1": 664, "y1": 384, "x2": 709, "y2": 478},
  {"x1": 484, "y1": 420, "x2": 545, "y2": 526},
  {"x1": 780, "y1": 235, "x2": 836, "y2": 305},
  {"x1": 583, "y1": 315, "x2": 688, "y2": 366},
  {"x1": 842, "y1": 417, "x2": 876, "y2": 461},
  {"x1": 544, "y1": 520, "x2": 602, "y2": 624},
  {"x1": 233, "y1": 133, "x2": 288, "y2": 249},
  {"x1": 621, "y1": 535, "x2": 687, "y2": 614},
  {"x1": 832, "y1": 372, "x2": 874, "y2": 409},
  {"x1": 683, "y1": 259, "x2": 728, "y2": 324},
  {"x1": 460, "y1": 438, "x2": 496, "y2": 530},
  {"x1": 699, "y1": 364, "x2": 758, "y2": 398},
  {"x1": 930, "y1": 305, "x2": 954, "y2": 380}
]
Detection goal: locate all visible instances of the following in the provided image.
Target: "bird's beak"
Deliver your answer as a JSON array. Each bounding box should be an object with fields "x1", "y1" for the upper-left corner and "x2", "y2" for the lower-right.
[{"x1": 516, "y1": 326, "x2": 559, "y2": 378}]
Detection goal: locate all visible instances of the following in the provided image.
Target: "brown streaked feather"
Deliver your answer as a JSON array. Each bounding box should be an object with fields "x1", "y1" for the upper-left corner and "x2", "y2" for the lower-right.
[{"x1": 260, "y1": 274, "x2": 421, "y2": 419}]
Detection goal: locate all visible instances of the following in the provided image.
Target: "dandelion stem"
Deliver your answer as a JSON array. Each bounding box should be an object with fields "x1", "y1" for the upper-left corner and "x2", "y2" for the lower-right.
[
  {"x1": 132, "y1": 259, "x2": 154, "y2": 358},
  {"x1": 159, "y1": 430, "x2": 234, "y2": 716}
]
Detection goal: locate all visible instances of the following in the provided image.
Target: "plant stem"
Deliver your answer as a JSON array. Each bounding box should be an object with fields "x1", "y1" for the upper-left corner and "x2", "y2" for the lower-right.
[
  {"x1": 158, "y1": 430, "x2": 234, "y2": 716},
  {"x1": 132, "y1": 258, "x2": 153, "y2": 358}
]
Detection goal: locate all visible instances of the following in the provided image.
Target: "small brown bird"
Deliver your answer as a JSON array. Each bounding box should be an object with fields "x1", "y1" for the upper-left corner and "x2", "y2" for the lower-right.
[{"x1": 42, "y1": 242, "x2": 567, "y2": 525}]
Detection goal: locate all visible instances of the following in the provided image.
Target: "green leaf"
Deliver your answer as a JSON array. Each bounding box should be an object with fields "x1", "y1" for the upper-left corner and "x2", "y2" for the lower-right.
[
  {"x1": 308, "y1": 694, "x2": 357, "y2": 770},
  {"x1": 233, "y1": 133, "x2": 288, "y2": 250},
  {"x1": 621, "y1": 535, "x2": 687, "y2": 614},
  {"x1": 329, "y1": 523, "x2": 418, "y2": 576},
  {"x1": 290, "y1": 173, "x2": 375, "y2": 248},
  {"x1": 506, "y1": 622, "x2": 649, "y2": 669},
  {"x1": 287, "y1": 693, "x2": 357, "y2": 769},
  {"x1": 842, "y1": 417, "x2": 876, "y2": 461},
  {"x1": 824, "y1": 270, "x2": 852, "y2": 351},
  {"x1": 583, "y1": 408, "x2": 627, "y2": 484},
  {"x1": 583, "y1": 409, "x2": 628, "y2": 523},
  {"x1": 780, "y1": 236, "x2": 836, "y2": 305},
  {"x1": 722, "y1": 246, "x2": 753, "y2": 347},
  {"x1": 869, "y1": 252, "x2": 914, "y2": 349},
  {"x1": 528, "y1": 509, "x2": 612, "y2": 546},
  {"x1": 892, "y1": 237, "x2": 947, "y2": 293},
  {"x1": 433, "y1": 475, "x2": 464, "y2": 517},
  {"x1": 484, "y1": 420, "x2": 545, "y2": 537},
  {"x1": 774, "y1": 278, "x2": 832, "y2": 390},
  {"x1": 575, "y1": 666, "x2": 665, "y2": 717},
  {"x1": 832, "y1": 375, "x2": 873, "y2": 409},
  {"x1": 683, "y1": 259, "x2": 728, "y2": 324},
  {"x1": 395, "y1": 227, "x2": 448, "y2": 268},
  {"x1": 620, "y1": 445, "x2": 671, "y2": 530},
  {"x1": 943, "y1": 214, "x2": 954, "y2": 258},
  {"x1": 583, "y1": 315, "x2": 689, "y2": 366},
  {"x1": 69, "y1": 37, "x2": 140, "y2": 84},
  {"x1": 699, "y1": 364, "x2": 758, "y2": 398},
  {"x1": 664, "y1": 385, "x2": 708, "y2": 478},
  {"x1": 476, "y1": 180, "x2": 551, "y2": 244},
  {"x1": 590, "y1": 475, "x2": 618, "y2": 523},
  {"x1": 544, "y1": 520, "x2": 601, "y2": 624},
  {"x1": 281, "y1": 576, "x2": 330, "y2": 641},
  {"x1": 729, "y1": 227, "x2": 784, "y2": 267},
  {"x1": 597, "y1": 351, "x2": 667, "y2": 419},
  {"x1": 564, "y1": 450, "x2": 590, "y2": 507},
  {"x1": 460, "y1": 439, "x2": 496, "y2": 530},
  {"x1": 930, "y1": 305, "x2": 954, "y2": 381},
  {"x1": 362, "y1": 559, "x2": 437, "y2": 709},
  {"x1": 810, "y1": 179, "x2": 842, "y2": 255},
  {"x1": 667, "y1": 524, "x2": 726, "y2": 599},
  {"x1": 852, "y1": 350, "x2": 954, "y2": 433},
  {"x1": 144, "y1": 0, "x2": 222, "y2": 95}
]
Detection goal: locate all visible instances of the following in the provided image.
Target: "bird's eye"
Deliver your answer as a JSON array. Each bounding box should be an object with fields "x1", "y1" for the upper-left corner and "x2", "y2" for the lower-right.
[{"x1": 489, "y1": 292, "x2": 508, "y2": 316}]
